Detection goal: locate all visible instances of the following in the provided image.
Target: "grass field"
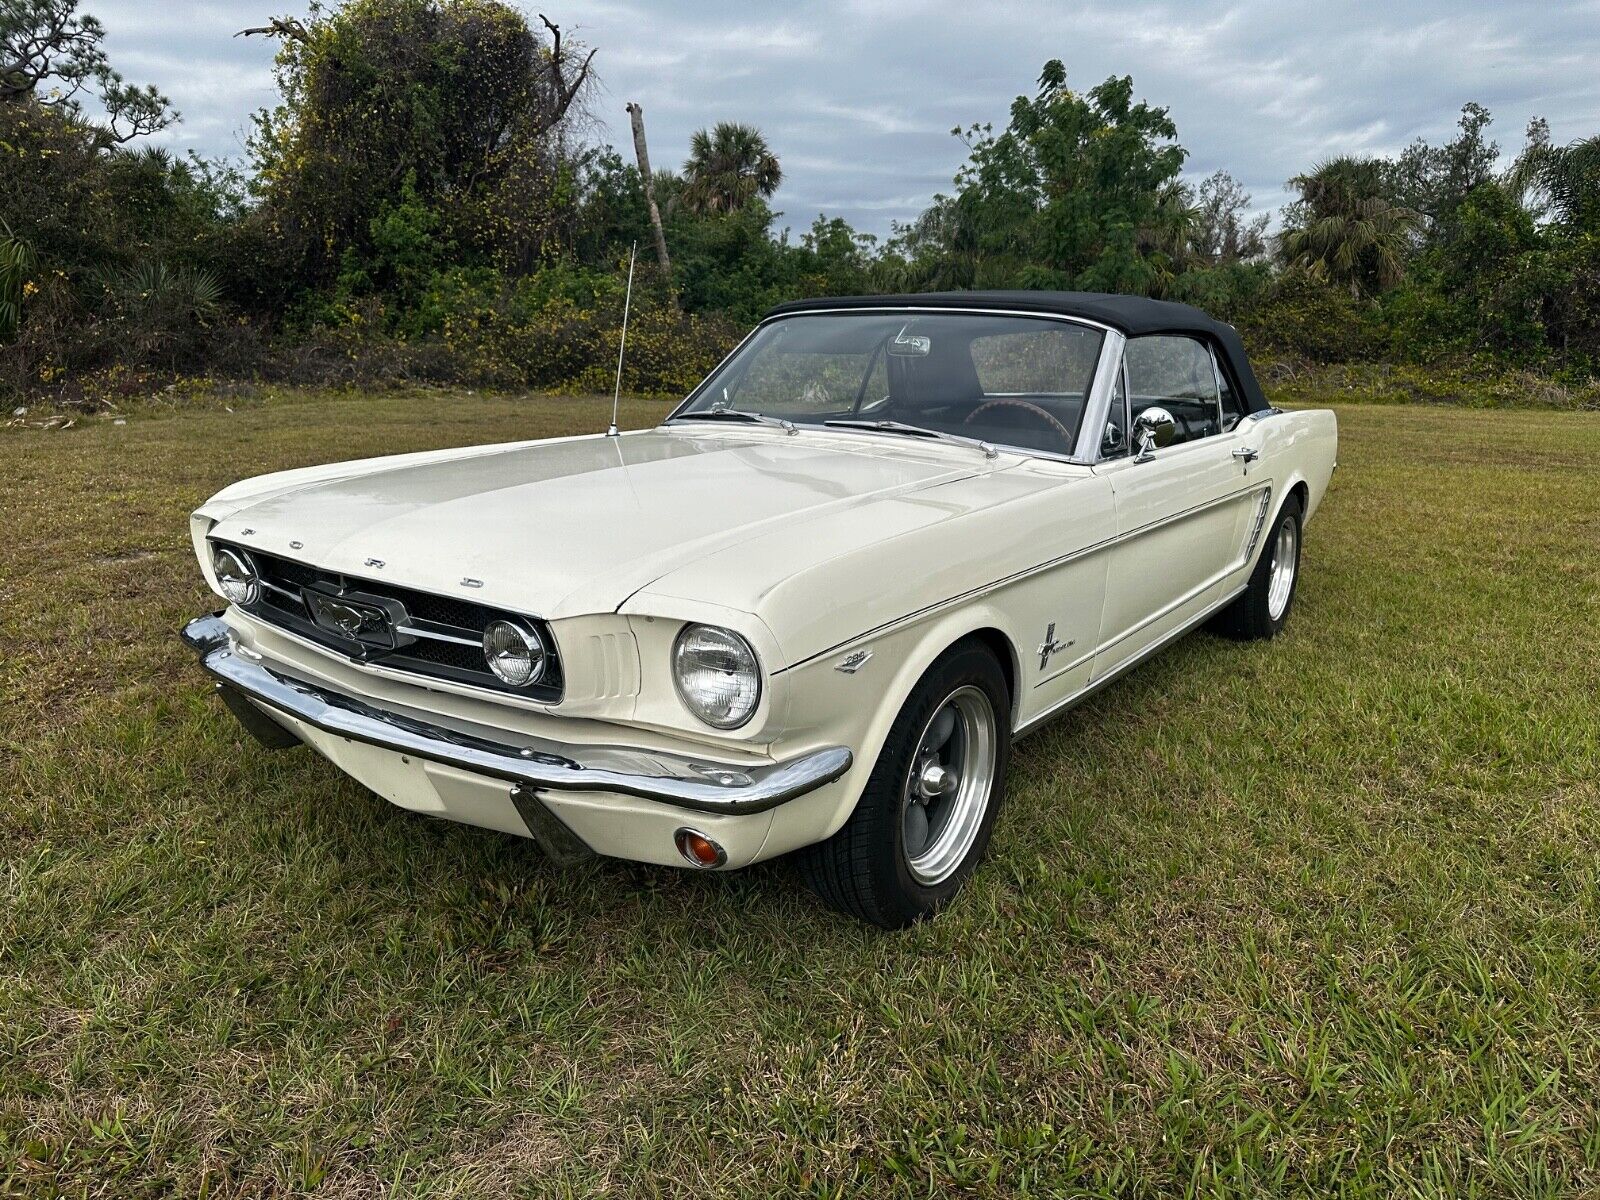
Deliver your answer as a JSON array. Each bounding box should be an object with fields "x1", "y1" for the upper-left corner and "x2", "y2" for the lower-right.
[{"x1": 3, "y1": 390, "x2": 1599, "y2": 1198}]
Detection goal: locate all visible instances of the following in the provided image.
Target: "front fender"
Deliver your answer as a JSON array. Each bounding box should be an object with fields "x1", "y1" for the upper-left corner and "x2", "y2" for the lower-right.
[{"x1": 758, "y1": 602, "x2": 1025, "y2": 860}]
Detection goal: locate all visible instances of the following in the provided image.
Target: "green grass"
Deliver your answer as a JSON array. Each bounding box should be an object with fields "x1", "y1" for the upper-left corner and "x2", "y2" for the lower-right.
[{"x1": 3, "y1": 389, "x2": 1599, "y2": 1197}]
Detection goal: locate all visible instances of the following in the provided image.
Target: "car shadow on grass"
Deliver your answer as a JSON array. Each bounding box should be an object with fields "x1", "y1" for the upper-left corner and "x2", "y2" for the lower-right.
[{"x1": 223, "y1": 620, "x2": 1255, "y2": 953}]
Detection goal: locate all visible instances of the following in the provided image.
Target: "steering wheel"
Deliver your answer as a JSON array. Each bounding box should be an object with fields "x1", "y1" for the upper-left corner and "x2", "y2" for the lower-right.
[{"x1": 963, "y1": 399, "x2": 1075, "y2": 453}]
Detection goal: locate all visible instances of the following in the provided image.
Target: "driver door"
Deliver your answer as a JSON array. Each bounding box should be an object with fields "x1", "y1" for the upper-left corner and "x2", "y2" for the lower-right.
[{"x1": 1091, "y1": 335, "x2": 1257, "y2": 681}]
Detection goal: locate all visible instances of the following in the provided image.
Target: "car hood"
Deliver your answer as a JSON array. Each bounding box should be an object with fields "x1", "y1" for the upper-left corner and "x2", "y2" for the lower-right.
[{"x1": 204, "y1": 428, "x2": 996, "y2": 620}]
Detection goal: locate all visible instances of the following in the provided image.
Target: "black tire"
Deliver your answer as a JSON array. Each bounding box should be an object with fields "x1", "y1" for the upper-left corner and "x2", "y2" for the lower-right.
[
  {"x1": 1211, "y1": 492, "x2": 1303, "y2": 641},
  {"x1": 797, "y1": 640, "x2": 1011, "y2": 929}
]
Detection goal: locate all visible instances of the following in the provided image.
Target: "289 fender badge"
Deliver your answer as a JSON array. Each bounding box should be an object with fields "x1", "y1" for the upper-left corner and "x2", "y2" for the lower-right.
[{"x1": 836, "y1": 649, "x2": 873, "y2": 674}]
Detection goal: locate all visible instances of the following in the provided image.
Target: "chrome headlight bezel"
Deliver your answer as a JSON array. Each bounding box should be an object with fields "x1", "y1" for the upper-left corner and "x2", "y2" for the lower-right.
[
  {"x1": 211, "y1": 544, "x2": 260, "y2": 606},
  {"x1": 672, "y1": 623, "x2": 762, "y2": 730},
  {"x1": 482, "y1": 619, "x2": 549, "y2": 688}
]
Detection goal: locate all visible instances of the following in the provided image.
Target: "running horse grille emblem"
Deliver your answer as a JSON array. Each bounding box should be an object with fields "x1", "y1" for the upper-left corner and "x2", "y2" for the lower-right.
[{"x1": 303, "y1": 590, "x2": 398, "y2": 649}]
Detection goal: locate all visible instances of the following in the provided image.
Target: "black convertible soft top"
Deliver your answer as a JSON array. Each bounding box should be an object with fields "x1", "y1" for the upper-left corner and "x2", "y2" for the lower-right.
[{"x1": 765, "y1": 290, "x2": 1271, "y2": 414}]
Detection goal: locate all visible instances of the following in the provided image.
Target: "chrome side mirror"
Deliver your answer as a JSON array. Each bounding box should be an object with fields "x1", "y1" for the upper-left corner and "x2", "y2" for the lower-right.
[{"x1": 1131, "y1": 406, "x2": 1176, "y2": 462}]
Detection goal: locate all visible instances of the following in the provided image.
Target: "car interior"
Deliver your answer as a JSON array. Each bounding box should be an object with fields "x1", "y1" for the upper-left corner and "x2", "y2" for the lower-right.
[
  {"x1": 877, "y1": 326, "x2": 1090, "y2": 455},
  {"x1": 1119, "y1": 333, "x2": 1229, "y2": 449},
  {"x1": 686, "y1": 315, "x2": 1247, "y2": 460},
  {"x1": 698, "y1": 313, "x2": 1102, "y2": 457}
]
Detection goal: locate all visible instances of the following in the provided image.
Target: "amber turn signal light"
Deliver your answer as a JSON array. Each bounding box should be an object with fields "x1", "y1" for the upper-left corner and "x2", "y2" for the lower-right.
[{"x1": 674, "y1": 827, "x2": 727, "y2": 869}]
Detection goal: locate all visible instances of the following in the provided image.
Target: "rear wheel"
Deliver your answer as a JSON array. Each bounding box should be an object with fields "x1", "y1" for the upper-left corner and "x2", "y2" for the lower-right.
[
  {"x1": 1211, "y1": 492, "x2": 1303, "y2": 640},
  {"x1": 798, "y1": 641, "x2": 1010, "y2": 929}
]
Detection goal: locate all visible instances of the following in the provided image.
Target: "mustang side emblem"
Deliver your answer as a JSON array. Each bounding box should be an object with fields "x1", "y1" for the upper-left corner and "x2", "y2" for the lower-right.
[
  {"x1": 1037, "y1": 623, "x2": 1073, "y2": 671},
  {"x1": 836, "y1": 649, "x2": 873, "y2": 674}
]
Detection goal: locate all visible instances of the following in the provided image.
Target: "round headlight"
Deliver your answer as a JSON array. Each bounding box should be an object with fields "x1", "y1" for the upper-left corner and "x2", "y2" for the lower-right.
[
  {"x1": 212, "y1": 545, "x2": 259, "y2": 606},
  {"x1": 482, "y1": 620, "x2": 547, "y2": 687},
  {"x1": 672, "y1": 624, "x2": 761, "y2": 729}
]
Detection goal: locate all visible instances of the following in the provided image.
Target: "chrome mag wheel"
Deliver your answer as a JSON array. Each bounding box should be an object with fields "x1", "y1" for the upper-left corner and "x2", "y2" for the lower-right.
[
  {"x1": 902, "y1": 684, "x2": 997, "y2": 885},
  {"x1": 1267, "y1": 516, "x2": 1298, "y2": 621}
]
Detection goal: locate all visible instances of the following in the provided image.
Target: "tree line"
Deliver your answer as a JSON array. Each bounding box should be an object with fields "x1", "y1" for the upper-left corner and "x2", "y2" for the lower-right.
[{"x1": 3, "y1": 0, "x2": 1598, "y2": 405}]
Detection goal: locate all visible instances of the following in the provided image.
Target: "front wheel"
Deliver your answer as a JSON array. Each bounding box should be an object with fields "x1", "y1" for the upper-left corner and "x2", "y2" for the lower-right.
[
  {"x1": 1211, "y1": 492, "x2": 1303, "y2": 640},
  {"x1": 797, "y1": 641, "x2": 1010, "y2": 929}
]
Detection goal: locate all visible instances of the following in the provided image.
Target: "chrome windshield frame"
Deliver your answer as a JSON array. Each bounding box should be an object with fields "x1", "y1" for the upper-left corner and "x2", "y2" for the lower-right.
[{"x1": 663, "y1": 306, "x2": 1125, "y2": 467}]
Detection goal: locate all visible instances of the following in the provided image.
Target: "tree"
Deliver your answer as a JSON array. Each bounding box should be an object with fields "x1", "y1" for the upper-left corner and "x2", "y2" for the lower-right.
[
  {"x1": 1512, "y1": 133, "x2": 1600, "y2": 234},
  {"x1": 0, "y1": 219, "x2": 35, "y2": 340},
  {"x1": 928, "y1": 62, "x2": 1189, "y2": 294},
  {"x1": 1189, "y1": 170, "x2": 1268, "y2": 266},
  {"x1": 799, "y1": 215, "x2": 877, "y2": 295},
  {"x1": 625, "y1": 102, "x2": 675, "y2": 306},
  {"x1": 246, "y1": 0, "x2": 597, "y2": 291},
  {"x1": 1391, "y1": 102, "x2": 1500, "y2": 243},
  {"x1": 681, "y1": 122, "x2": 782, "y2": 216},
  {"x1": 1279, "y1": 157, "x2": 1419, "y2": 296},
  {"x1": 0, "y1": 0, "x2": 174, "y2": 144}
]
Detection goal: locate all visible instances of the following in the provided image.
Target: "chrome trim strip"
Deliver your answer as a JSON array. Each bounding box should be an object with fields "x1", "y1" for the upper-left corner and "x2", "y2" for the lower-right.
[
  {"x1": 229, "y1": 608, "x2": 563, "y2": 714},
  {"x1": 738, "y1": 303, "x2": 1120, "y2": 338},
  {"x1": 1014, "y1": 582, "x2": 1250, "y2": 738},
  {"x1": 1240, "y1": 407, "x2": 1286, "y2": 425},
  {"x1": 776, "y1": 482, "x2": 1259, "y2": 674},
  {"x1": 256, "y1": 577, "x2": 304, "y2": 604},
  {"x1": 1075, "y1": 330, "x2": 1126, "y2": 462},
  {"x1": 395, "y1": 620, "x2": 482, "y2": 648},
  {"x1": 1242, "y1": 487, "x2": 1273, "y2": 562},
  {"x1": 181, "y1": 614, "x2": 852, "y2": 815},
  {"x1": 1094, "y1": 574, "x2": 1225, "y2": 661}
]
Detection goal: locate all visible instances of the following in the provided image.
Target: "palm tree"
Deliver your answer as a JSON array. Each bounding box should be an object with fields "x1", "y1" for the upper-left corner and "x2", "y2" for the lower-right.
[
  {"x1": 1279, "y1": 157, "x2": 1419, "y2": 297},
  {"x1": 681, "y1": 123, "x2": 782, "y2": 216},
  {"x1": 1509, "y1": 134, "x2": 1600, "y2": 233},
  {"x1": 0, "y1": 221, "x2": 36, "y2": 342}
]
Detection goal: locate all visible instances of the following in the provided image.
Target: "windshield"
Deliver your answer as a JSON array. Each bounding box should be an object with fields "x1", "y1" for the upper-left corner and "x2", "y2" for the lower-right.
[{"x1": 675, "y1": 312, "x2": 1104, "y2": 457}]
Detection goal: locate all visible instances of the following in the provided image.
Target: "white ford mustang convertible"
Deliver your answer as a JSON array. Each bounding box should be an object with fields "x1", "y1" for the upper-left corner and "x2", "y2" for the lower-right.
[{"x1": 182, "y1": 291, "x2": 1337, "y2": 927}]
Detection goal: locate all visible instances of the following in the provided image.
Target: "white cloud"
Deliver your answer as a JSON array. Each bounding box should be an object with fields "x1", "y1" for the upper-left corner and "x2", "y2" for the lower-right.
[{"x1": 71, "y1": 0, "x2": 1600, "y2": 235}]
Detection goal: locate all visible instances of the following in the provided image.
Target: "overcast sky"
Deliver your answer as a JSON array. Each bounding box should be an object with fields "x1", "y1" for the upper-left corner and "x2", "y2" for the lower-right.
[{"x1": 90, "y1": 0, "x2": 1600, "y2": 237}]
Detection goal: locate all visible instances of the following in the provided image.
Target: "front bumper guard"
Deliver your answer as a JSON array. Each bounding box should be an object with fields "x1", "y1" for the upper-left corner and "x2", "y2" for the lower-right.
[{"x1": 180, "y1": 614, "x2": 852, "y2": 816}]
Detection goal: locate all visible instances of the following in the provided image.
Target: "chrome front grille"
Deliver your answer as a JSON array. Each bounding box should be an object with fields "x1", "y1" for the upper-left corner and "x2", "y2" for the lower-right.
[{"x1": 217, "y1": 542, "x2": 564, "y2": 701}]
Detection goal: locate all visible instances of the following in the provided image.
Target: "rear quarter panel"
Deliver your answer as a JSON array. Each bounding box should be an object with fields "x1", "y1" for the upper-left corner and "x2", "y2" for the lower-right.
[{"x1": 1260, "y1": 407, "x2": 1338, "y2": 523}]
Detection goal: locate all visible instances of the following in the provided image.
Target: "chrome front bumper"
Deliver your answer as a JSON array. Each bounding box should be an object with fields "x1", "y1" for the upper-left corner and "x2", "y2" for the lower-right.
[{"x1": 180, "y1": 614, "x2": 852, "y2": 815}]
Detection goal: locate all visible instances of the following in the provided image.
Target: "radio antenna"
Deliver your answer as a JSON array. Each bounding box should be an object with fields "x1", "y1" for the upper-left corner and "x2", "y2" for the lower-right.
[{"x1": 606, "y1": 242, "x2": 637, "y2": 438}]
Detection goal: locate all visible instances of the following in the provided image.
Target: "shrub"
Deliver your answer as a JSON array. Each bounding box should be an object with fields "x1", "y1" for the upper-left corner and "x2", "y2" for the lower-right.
[
  {"x1": 1233, "y1": 272, "x2": 1386, "y2": 364},
  {"x1": 434, "y1": 277, "x2": 738, "y2": 395}
]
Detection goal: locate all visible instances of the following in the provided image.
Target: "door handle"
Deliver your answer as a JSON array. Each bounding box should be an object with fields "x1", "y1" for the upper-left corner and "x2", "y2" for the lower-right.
[{"x1": 1232, "y1": 446, "x2": 1260, "y2": 464}]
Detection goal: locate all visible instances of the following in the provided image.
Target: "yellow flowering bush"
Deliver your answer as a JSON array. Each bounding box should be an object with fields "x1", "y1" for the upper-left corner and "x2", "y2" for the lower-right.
[{"x1": 434, "y1": 279, "x2": 741, "y2": 397}]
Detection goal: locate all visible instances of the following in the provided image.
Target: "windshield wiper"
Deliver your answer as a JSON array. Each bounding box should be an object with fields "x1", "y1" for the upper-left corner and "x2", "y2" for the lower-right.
[
  {"x1": 824, "y1": 418, "x2": 946, "y2": 440},
  {"x1": 824, "y1": 418, "x2": 1002, "y2": 458},
  {"x1": 672, "y1": 409, "x2": 783, "y2": 426}
]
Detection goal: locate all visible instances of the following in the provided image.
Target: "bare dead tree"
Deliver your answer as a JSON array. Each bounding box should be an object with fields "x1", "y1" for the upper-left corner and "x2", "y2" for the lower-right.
[
  {"x1": 532, "y1": 15, "x2": 597, "y2": 140},
  {"x1": 627, "y1": 101, "x2": 676, "y2": 308},
  {"x1": 235, "y1": 17, "x2": 311, "y2": 44}
]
